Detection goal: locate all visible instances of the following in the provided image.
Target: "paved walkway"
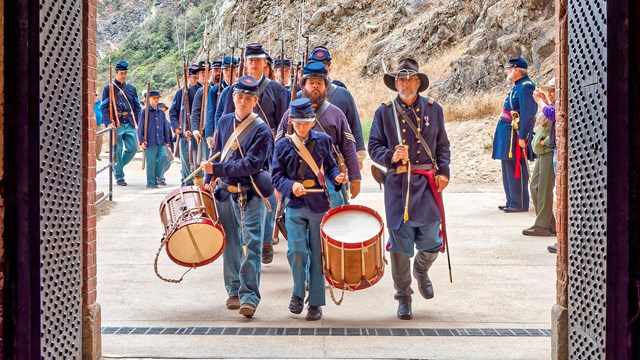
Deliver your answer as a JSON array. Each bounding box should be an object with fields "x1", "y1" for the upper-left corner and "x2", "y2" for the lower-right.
[{"x1": 95, "y1": 155, "x2": 556, "y2": 359}]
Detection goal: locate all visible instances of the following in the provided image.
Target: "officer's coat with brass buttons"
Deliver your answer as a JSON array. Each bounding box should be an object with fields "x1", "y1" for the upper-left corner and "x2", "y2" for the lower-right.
[{"x1": 368, "y1": 96, "x2": 451, "y2": 231}]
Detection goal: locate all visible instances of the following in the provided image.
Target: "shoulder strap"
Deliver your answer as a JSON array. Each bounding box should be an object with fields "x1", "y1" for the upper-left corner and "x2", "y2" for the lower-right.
[
  {"x1": 394, "y1": 100, "x2": 438, "y2": 170},
  {"x1": 289, "y1": 134, "x2": 325, "y2": 186},
  {"x1": 315, "y1": 101, "x2": 331, "y2": 123},
  {"x1": 258, "y1": 77, "x2": 271, "y2": 97},
  {"x1": 220, "y1": 113, "x2": 261, "y2": 162},
  {"x1": 327, "y1": 83, "x2": 338, "y2": 102},
  {"x1": 295, "y1": 140, "x2": 316, "y2": 180}
]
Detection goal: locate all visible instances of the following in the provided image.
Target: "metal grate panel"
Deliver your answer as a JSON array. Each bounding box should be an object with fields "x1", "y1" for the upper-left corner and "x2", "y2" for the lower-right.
[
  {"x1": 100, "y1": 326, "x2": 552, "y2": 337},
  {"x1": 39, "y1": 0, "x2": 83, "y2": 358},
  {"x1": 567, "y1": 0, "x2": 608, "y2": 358}
]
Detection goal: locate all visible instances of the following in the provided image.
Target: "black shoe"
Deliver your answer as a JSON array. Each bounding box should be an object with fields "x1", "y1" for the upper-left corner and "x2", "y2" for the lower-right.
[
  {"x1": 522, "y1": 225, "x2": 553, "y2": 236},
  {"x1": 503, "y1": 207, "x2": 527, "y2": 213},
  {"x1": 116, "y1": 180, "x2": 127, "y2": 186},
  {"x1": 498, "y1": 205, "x2": 507, "y2": 210},
  {"x1": 146, "y1": 184, "x2": 158, "y2": 188},
  {"x1": 547, "y1": 244, "x2": 557, "y2": 253},
  {"x1": 306, "y1": 305, "x2": 322, "y2": 321},
  {"x1": 413, "y1": 267, "x2": 434, "y2": 299},
  {"x1": 158, "y1": 181, "x2": 167, "y2": 186},
  {"x1": 289, "y1": 295, "x2": 304, "y2": 314},
  {"x1": 262, "y1": 244, "x2": 274, "y2": 264},
  {"x1": 396, "y1": 296, "x2": 412, "y2": 320}
]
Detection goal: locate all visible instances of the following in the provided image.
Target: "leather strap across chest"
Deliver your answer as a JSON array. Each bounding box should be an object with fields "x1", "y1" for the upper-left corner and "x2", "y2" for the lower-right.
[{"x1": 395, "y1": 100, "x2": 438, "y2": 170}]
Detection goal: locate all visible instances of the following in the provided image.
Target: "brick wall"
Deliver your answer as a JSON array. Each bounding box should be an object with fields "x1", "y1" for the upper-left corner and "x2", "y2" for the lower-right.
[
  {"x1": 82, "y1": 0, "x2": 101, "y2": 358},
  {"x1": 554, "y1": 0, "x2": 569, "y2": 308},
  {"x1": 0, "y1": 0, "x2": 5, "y2": 354}
]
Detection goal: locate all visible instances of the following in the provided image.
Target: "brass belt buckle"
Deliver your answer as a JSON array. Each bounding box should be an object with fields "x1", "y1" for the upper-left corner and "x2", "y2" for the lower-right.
[
  {"x1": 227, "y1": 185, "x2": 238, "y2": 193},
  {"x1": 302, "y1": 179, "x2": 316, "y2": 188},
  {"x1": 396, "y1": 165, "x2": 408, "y2": 174}
]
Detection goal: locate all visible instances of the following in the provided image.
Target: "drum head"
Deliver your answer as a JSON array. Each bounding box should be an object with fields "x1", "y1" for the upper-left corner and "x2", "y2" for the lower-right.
[
  {"x1": 321, "y1": 205, "x2": 383, "y2": 247},
  {"x1": 166, "y1": 219, "x2": 225, "y2": 267}
]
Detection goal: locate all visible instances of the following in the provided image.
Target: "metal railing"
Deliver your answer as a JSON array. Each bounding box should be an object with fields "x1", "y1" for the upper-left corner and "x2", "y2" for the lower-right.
[{"x1": 96, "y1": 126, "x2": 115, "y2": 206}]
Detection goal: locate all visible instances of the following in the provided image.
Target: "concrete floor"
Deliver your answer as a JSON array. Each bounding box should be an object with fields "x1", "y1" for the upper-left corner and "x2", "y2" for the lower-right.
[{"x1": 95, "y1": 155, "x2": 556, "y2": 359}]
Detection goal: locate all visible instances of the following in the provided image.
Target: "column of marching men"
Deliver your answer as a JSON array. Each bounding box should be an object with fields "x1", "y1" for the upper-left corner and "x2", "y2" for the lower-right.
[{"x1": 101, "y1": 42, "x2": 454, "y2": 320}]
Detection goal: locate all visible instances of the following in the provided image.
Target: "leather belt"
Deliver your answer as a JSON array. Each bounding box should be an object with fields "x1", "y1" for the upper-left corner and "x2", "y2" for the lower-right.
[
  {"x1": 218, "y1": 180, "x2": 251, "y2": 194},
  {"x1": 387, "y1": 163, "x2": 433, "y2": 176}
]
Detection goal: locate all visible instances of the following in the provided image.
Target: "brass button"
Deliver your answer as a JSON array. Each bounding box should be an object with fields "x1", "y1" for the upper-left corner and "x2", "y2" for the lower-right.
[
  {"x1": 402, "y1": 120, "x2": 406, "y2": 123},
  {"x1": 415, "y1": 160, "x2": 420, "y2": 164},
  {"x1": 402, "y1": 139, "x2": 407, "y2": 144},
  {"x1": 417, "y1": 150, "x2": 421, "y2": 154},
  {"x1": 417, "y1": 140, "x2": 421, "y2": 144},
  {"x1": 402, "y1": 129, "x2": 406, "y2": 133},
  {"x1": 416, "y1": 108, "x2": 420, "y2": 112}
]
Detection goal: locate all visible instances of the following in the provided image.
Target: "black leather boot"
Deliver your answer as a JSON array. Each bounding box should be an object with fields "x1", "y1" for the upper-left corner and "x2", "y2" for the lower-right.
[
  {"x1": 395, "y1": 294, "x2": 412, "y2": 320},
  {"x1": 413, "y1": 251, "x2": 438, "y2": 299}
]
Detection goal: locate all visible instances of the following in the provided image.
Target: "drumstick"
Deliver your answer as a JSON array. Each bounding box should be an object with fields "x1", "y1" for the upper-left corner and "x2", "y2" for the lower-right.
[
  {"x1": 182, "y1": 152, "x2": 221, "y2": 184},
  {"x1": 303, "y1": 188, "x2": 325, "y2": 193}
]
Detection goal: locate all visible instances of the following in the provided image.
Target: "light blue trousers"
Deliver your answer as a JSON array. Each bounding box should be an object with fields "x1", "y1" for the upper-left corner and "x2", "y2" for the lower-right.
[
  {"x1": 113, "y1": 123, "x2": 138, "y2": 181},
  {"x1": 286, "y1": 206, "x2": 326, "y2": 307}
]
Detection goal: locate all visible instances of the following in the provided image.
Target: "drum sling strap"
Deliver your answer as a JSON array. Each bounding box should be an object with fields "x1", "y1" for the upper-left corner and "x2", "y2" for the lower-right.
[
  {"x1": 223, "y1": 114, "x2": 273, "y2": 212},
  {"x1": 289, "y1": 133, "x2": 326, "y2": 187},
  {"x1": 395, "y1": 102, "x2": 448, "y2": 254}
]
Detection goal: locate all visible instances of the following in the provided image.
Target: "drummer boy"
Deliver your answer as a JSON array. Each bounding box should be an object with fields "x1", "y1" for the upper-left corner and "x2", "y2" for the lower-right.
[{"x1": 271, "y1": 98, "x2": 347, "y2": 321}]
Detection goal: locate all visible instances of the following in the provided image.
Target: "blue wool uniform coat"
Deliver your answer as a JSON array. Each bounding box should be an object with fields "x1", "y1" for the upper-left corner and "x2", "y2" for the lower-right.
[
  {"x1": 204, "y1": 80, "x2": 230, "y2": 138},
  {"x1": 137, "y1": 105, "x2": 172, "y2": 146},
  {"x1": 100, "y1": 80, "x2": 141, "y2": 126},
  {"x1": 271, "y1": 130, "x2": 341, "y2": 213},
  {"x1": 297, "y1": 86, "x2": 364, "y2": 152},
  {"x1": 207, "y1": 113, "x2": 274, "y2": 202},
  {"x1": 275, "y1": 104, "x2": 361, "y2": 181},
  {"x1": 190, "y1": 81, "x2": 216, "y2": 134},
  {"x1": 368, "y1": 96, "x2": 451, "y2": 231},
  {"x1": 492, "y1": 76, "x2": 536, "y2": 160},
  {"x1": 214, "y1": 77, "x2": 290, "y2": 135}
]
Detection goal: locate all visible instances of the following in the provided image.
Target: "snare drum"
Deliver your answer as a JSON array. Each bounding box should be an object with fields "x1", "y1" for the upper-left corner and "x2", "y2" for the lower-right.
[
  {"x1": 320, "y1": 205, "x2": 385, "y2": 291},
  {"x1": 158, "y1": 186, "x2": 225, "y2": 268}
]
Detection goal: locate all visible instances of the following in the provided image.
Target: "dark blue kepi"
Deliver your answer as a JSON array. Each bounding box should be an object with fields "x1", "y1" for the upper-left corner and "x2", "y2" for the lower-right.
[
  {"x1": 233, "y1": 76, "x2": 259, "y2": 96},
  {"x1": 289, "y1": 98, "x2": 315, "y2": 121}
]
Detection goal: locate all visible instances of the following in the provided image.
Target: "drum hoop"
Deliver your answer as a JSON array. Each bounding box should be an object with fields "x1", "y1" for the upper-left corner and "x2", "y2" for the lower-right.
[
  {"x1": 158, "y1": 185, "x2": 213, "y2": 213},
  {"x1": 165, "y1": 218, "x2": 225, "y2": 268},
  {"x1": 320, "y1": 205, "x2": 384, "y2": 249},
  {"x1": 324, "y1": 266, "x2": 385, "y2": 290}
]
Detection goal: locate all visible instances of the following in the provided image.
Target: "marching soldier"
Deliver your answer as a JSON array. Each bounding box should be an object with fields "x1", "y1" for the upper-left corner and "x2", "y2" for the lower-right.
[
  {"x1": 492, "y1": 57, "x2": 536, "y2": 212},
  {"x1": 368, "y1": 58, "x2": 451, "y2": 320},
  {"x1": 274, "y1": 57, "x2": 292, "y2": 90},
  {"x1": 202, "y1": 76, "x2": 274, "y2": 318},
  {"x1": 204, "y1": 56, "x2": 239, "y2": 149},
  {"x1": 211, "y1": 57, "x2": 223, "y2": 85},
  {"x1": 100, "y1": 60, "x2": 141, "y2": 186},
  {"x1": 214, "y1": 43, "x2": 290, "y2": 264},
  {"x1": 137, "y1": 90, "x2": 172, "y2": 188},
  {"x1": 308, "y1": 45, "x2": 347, "y2": 89},
  {"x1": 169, "y1": 63, "x2": 203, "y2": 185},
  {"x1": 276, "y1": 61, "x2": 361, "y2": 207},
  {"x1": 302, "y1": 46, "x2": 366, "y2": 170},
  {"x1": 271, "y1": 98, "x2": 347, "y2": 321}
]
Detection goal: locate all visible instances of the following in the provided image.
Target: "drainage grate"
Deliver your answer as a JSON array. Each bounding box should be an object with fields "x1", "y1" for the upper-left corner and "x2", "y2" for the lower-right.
[{"x1": 101, "y1": 327, "x2": 551, "y2": 337}]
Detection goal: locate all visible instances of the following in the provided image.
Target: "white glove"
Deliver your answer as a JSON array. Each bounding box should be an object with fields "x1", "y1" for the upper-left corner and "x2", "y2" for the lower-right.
[{"x1": 206, "y1": 136, "x2": 215, "y2": 149}]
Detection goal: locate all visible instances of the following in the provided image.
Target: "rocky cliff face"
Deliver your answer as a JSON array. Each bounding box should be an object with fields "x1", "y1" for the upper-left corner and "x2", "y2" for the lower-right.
[{"x1": 98, "y1": 0, "x2": 555, "y2": 102}]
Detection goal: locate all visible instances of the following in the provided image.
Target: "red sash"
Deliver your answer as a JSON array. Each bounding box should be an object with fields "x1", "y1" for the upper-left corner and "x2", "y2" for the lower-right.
[{"x1": 413, "y1": 168, "x2": 448, "y2": 253}]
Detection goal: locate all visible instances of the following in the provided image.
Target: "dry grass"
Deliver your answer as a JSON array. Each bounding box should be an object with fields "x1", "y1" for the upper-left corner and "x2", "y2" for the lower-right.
[{"x1": 442, "y1": 92, "x2": 505, "y2": 122}]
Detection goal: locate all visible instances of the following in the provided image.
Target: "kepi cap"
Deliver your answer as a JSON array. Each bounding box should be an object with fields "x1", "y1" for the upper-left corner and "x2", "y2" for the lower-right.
[
  {"x1": 233, "y1": 76, "x2": 259, "y2": 96},
  {"x1": 289, "y1": 98, "x2": 316, "y2": 122},
  {"x1": 505, "y1": 57, "x2": 528, "y2": 69}
]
